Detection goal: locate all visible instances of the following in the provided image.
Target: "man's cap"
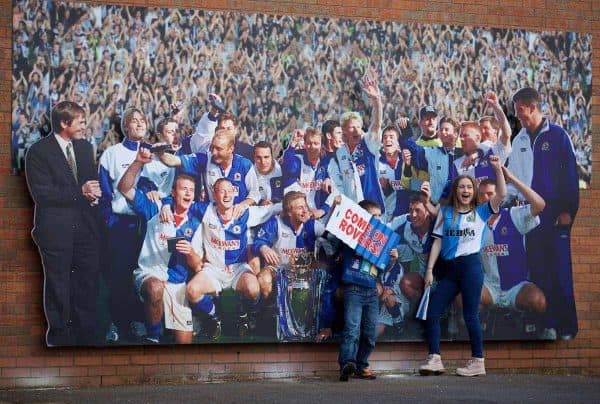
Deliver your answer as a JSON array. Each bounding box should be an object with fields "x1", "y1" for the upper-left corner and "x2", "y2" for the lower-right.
[{"x1": 419, "y1": 105, "x2": 438, "y2": 120}]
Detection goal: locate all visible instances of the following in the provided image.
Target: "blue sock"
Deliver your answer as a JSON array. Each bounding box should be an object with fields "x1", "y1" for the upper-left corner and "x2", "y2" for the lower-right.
[
  {"x1": 191, "y1": 295, "x2": 216, "y2": 317},
  {"x1": 146, "y1": 321, "x2": 161, "y2": 340},
  {"x1": 388, "y1": 303, "x2": 401, "y2": 318}
]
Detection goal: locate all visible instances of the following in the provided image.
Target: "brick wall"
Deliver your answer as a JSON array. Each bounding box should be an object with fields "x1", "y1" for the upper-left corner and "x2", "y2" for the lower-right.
[{"x1": 1, "y1": 0, "x2": 598, "y2": 388}]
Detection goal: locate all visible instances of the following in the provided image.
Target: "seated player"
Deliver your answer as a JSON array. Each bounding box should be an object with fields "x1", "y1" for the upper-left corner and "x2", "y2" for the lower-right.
[
  {"x1": 184, "y1": 178, "x2": 280, "y2": 337},
  {"x1": 379, "y1": 191, "x2": 435, "y2": 335},
  {"x1": 252, "y1": 191, "x2": 326, "y2": 303},
  {"x1": 118, "y1": 146, "x2": 206, "y2": 344}
]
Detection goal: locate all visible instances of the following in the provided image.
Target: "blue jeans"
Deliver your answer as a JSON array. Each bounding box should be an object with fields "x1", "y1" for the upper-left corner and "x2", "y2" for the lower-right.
[
  {"x1": 338, "y1": 284, "x2": 379, "y2": 371},
  {"x1": 426, "y1": 253, "x2": 484, "y2": 358}
]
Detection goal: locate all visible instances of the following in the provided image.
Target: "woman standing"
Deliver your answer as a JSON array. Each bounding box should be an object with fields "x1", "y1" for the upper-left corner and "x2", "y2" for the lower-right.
[{"x1": 419, "y1": 155, "x2": 506, "y2": 377}]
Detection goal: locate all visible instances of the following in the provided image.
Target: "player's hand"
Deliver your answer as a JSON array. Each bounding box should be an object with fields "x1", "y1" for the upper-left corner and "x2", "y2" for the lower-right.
[
  {"x1": 389, "y1": 248, "x2": 399, "y2": 260},
  {"x1": 488, "y1": 154, "x2": 501, "y2": 171},
  {"x1": 160, "y1": 204, "x2": 174, "y2": 224},
  {"x1": 136, "y1": 146, "x2": 153, "y2": 163},
  {"x1": 290, "y1": 129, "x2": 304, "y2": 148},
  {"x1": 556, "y1": 212, "x2": 572, "y2": 226},
  {"x1": 82, "y1": 180, "x2": 101, "y2": 202},
  {"x1": 316, "y1": 328, "x2": 332, "y2": 342},
  {"x1": 310, "y1": 208, "x2": 325, "y2": 220},
  {"x1": 402, "y1": 148, "x2": 411, "y2": 165},
  {"x1": 175, "y1": 239, "x2": 195, "y2": 256},
  {"x1": 360, "y1": 68, "x2": 381, "y2": 100},
  {"x1": 485, "y1": 91, "x2": 500, "y2": 108},
  {"x1": 321, "y1": 178, "x2": 333, "y2": 193},
  {"x1": 260, "y1": 245, "x2": 280, "y2": 266},
  {"x1": 383, "y1": 293, "x2": 398, "y2": 308},
  {"x1": 420, "y1": 181, "x2": 431, "y2": 200},
  {"x1": 500, "y1": 166, "x2": 514, "y2": 184},
  {"x1": 332, "y1": 195, "x2": 342, "y2": 207},
  {"x1": 379, "y1": 177, "x2": 390, "y2": 191},
  {"x1": 146, "y1": 190, "x2": 161, "y2": 204},
  {"x1": 232, "y1": 203, "x2": 249, "y2": 220},
  {"x1": 461, "y1": 152, "x2": 478, "y2": 168},
  {"x1": 424, "y1": 271, "x2": 434, "y2": 287},
  {"x1": 396, "y1": 116, "x2": 409, "y2": 129}
]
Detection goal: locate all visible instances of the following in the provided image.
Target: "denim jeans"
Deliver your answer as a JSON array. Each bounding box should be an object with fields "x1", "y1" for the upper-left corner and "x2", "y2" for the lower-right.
[
  {"x1": 338, "y1": 284, "x2": 379, "y2": 371},
  {"x1": 426, "y1": 253, "x2": 484, "y2": 358}
]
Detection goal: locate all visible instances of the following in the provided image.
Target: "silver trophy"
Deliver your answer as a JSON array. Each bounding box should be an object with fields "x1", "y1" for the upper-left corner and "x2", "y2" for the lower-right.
[{"x1": 276, "y1": 251, "x2": 325, "y2": 341}]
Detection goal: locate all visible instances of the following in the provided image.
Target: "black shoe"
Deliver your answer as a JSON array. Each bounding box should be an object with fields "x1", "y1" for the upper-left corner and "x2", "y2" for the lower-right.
[
  {"x1": 237, "y1": 314, "x2": 249, "y2": 337},
  {"x1": 204, "y1": 316, "x2": 222, "y2": 341},
  {"x1": 339, "y1": 362, "x2": 356, "y2": 382}
]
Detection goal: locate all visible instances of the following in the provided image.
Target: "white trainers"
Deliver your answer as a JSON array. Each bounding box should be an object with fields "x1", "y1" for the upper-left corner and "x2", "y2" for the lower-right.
[
  {"x1": 456, "y1": 357, "x2": 486, "y2": 377},
  {"x1": 419, "y1": 354, "x2": 445, "y2": 375}
]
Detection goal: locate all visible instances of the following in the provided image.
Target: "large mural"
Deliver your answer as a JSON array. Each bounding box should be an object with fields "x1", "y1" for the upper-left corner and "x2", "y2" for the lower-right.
[{"x1": 12, "y1": 0, "x2": 589, "y2": 346}]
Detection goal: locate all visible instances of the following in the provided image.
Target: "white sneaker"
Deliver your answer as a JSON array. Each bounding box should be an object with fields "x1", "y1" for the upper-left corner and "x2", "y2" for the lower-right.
[
  {"x1": 105, "y1": 322, "x2": 119, "y2": 343},
  {"x1": 541, "y1": 328, "x2": 557, "y2": 340},
  {"x1": 130, "y1": 321, "x2": 147, "y2": 338},
  {"x1": 456, "y1": 357, "x2": 486, "y2": 377},
  {"x1": 419, "y1": 354, "x2": 445, "y2": 375}
]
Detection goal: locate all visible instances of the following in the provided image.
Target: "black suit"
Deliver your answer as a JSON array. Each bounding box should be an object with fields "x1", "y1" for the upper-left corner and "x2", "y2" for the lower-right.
[{"x1": 25, "y1": 135, "x2": 102, "y2": 346}]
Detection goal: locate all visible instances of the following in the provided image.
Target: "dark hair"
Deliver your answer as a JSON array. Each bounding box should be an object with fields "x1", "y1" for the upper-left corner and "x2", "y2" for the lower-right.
[
  {"x1": 156, "y1": 118, "x2": 178, "y2": 138},
  {"x1": 321, "y1": 119, "x2": 340, "y2": 137},
  {"x1": 254, "y1": 141, "x2": 273, "y2": 154},
  {"x1": 51, "y1": 101, "x2": 85, "y2": 134},
  {"x1": 173, "y1": 174, "x2": 196, "y2": 189},
  {"x1": 438, "y1": 116, "x2": 459, "y2": 133},
  {"x1": 478, "y1": 178, "x2": 496, "y2": 188},
  {"x1": 358, "y1": 199, "x2": 380, "y2": 213},
  {"x1": 382, "y1": 125, "x2": 401, "y2": 139},
  {"x1": 408, "y1": 191, "x2": 429, "y2": 206},
  {"x1": 512, "y1": 87, "x2": 540, "y2": 106}
]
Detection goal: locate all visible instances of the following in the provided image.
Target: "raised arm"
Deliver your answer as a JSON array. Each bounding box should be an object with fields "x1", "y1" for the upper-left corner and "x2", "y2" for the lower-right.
[
  {"x1": 485, "y1": 91, "x2": 511, "y2": 148},
  {"x1": 501, "y1": 165, "x2": 545, "y2": 217},
  {"x1": 118, "y1": 146, "x2": 153, "y2": 201},
  {"x1": 488, "y1": 155, "x2": 507, "y2": 212},
  {"x1": 361, "y1": 68, "x2": 383, "y2": 141}
]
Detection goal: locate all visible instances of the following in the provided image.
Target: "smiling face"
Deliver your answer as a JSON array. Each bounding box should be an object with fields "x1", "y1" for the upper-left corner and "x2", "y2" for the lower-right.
[
  {"x1": 438, "y1": 122, "x2": 458, "y2": 150},
  {"x1": 514, "y1": 99, "x2": 542, "y2": 133},
  {"x1": 382, "y1": 128, "x2": 400, "y2": 155},
  {"x1": 477, "y1": 182, "x2": 496, "y2": 205},
  {"x1": 125, "y1": 111, "x2": 147, "y2": 141},
  {"x1": 210, "y1": 133, "x2": 234, "y2": 166},
  {"x1": 479, "y1": 120, "x2": 498, "y2": 144},
  {"x1": 453, "y1": 176, "x2": 476, "y2": 209},
  {"x1": 172, "y1": 177, "x2": 195, "y2": 213},
  {"x1": 409, "y1": 200, "x2": 430, "y2": 229},
  {"x1": 419, "y1": 113, "x2": 437, "y2": 138},
  {"x1": 213, "y1": 179, "x2": 235, "y2": 210},
  {"x1": 284, "y1": 193, "x2": 311, "y2": 228},
  {"x1": 61, "y1": 113, "x2": 86, "y2": 141}
]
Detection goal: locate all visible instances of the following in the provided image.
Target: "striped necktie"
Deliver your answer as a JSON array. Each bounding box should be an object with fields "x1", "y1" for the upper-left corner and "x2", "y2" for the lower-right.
[{"x1": 66, "y1": 143, "x2": 77, "y2": 181}]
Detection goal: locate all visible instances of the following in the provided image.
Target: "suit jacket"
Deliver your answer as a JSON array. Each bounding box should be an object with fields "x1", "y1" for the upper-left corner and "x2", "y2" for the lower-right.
[{"x1": 25, "y1": 135, "x2": 102, "y2": 250}]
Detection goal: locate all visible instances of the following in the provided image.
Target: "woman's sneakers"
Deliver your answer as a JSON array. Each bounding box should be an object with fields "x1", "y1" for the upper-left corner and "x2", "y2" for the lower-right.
[
  {"x1": 456, "y1": 357, "x2": 486, "y2": 377},
  {"x1": 419, "y1": 354, "x2": 446, "y2": 375}
]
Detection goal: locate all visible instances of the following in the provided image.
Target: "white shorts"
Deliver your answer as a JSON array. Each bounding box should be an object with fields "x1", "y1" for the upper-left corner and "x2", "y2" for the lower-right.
[
  {"x1": 133, "y1": 266, "x2": 168, "y2": 299},
  {"x1": 162, "y1": 282, "x2": 193, "y2": 332},
  {"x1": 484, "y1": 281, "x2": 530, "y2": 310},
  {"x1": 202, "y1": 262, "x2": 253, "y2": 294}
]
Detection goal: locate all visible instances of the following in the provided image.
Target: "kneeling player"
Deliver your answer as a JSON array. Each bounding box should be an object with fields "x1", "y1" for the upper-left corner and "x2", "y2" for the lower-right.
[
  {"x1": 119, "y1": 147, "x2": 206, "y2": 344},
  {"x1": 477, "y1": 173, "x2": 547, "y2": 322}
]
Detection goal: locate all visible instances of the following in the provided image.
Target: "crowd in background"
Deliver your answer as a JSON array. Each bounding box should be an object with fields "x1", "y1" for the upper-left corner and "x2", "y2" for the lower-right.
[{"x1": 11, "y1": 0, "x2": 592, "y2": 186}]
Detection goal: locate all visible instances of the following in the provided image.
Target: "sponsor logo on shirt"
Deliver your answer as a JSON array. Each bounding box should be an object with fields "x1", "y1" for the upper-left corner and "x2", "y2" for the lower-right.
[
  {"x1": 483, "y1": 243, "x2": 509, "y2": 256},
  {"x1": 300, "y1": 179, "x2": 323, "y2": 191},
  {"x1": 210, "y1": 237, "x2": 241, "y2": 250},
  {"x1": 281, "y1": 247, "x2": 307, "y2": 256},
  {"x1": 445, "y1": 228, "x2": 475, "y2": 237}
]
